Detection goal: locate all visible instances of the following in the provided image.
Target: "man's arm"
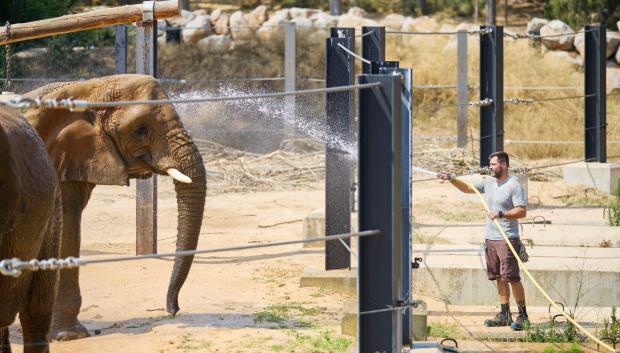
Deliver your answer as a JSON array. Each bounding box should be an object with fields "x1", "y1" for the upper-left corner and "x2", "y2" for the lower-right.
[
  {"x1": 487, "y1": 206, "x2": 527, "y2": 220},
  {"x1": 437, "y1": 173, "x2": 478, "y2": 194}
]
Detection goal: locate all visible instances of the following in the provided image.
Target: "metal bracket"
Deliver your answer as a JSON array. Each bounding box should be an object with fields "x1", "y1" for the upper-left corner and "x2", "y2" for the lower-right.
[
  {"x1": 412, "y1": 257, "x2": 423, "y2": 269},
  {"x1": 142, "y1": 1, "x2": 155, "y2": 22}
]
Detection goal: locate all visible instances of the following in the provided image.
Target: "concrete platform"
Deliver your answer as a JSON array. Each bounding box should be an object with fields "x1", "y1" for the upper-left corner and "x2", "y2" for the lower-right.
[
  {"x1": 301, "y1": 209, "x2": 357, "y2": 248},
  {"x1": 413, "y1": 244, "x2": 620, "y2": 306},
  {"x1": 563, "y1": 161, "x2": 620, "y2": 194},
  {"x1": 300, "y1": 245, "x2": 620, "y2": 307},
  {"x1": 341, "y1": 300, "x2": 428, "y2": 340}
]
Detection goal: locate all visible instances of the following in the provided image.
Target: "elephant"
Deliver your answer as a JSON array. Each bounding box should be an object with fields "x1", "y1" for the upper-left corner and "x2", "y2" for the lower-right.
[
  {"x1": 0, "y1": 105, "x2": 63, "y2": 353},
  {"x1": 24, "y1": 74, "x2": 207, "y2": 341}
]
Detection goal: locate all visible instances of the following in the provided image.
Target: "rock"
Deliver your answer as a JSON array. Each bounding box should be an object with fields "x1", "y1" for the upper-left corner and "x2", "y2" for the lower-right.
[
  {"x1": 543, "y1": 50, "x2": 581, "y2": 68},
  {"x1": 256, "y1": 9, "x2": 290, "y2": 42},
  {"x1": 381, "y1": 14, "x2": 405, "y2": 30},
  {"x1": 214, "y1": 13, "x2": 229, "y2": 35},
  {"x1": 337, "y1": 14, "x2": 379, "y2": 29},
  {"x1": 574, "y1": 30, "x2": 620, "y2": 60},
  {"x1": 168, "y1": 10, "x2": 195, "y2": 27},
  {"x1": 539, "y1": 20, "x2": 575, "y2": 51},
  {"x1": 198, "y1": 34, "x2": 232, "y2": 53},
  {"x1": 439, "y1": 24, "x2": 456, "y2": 32},
  {"x1": 617, "y1": 20, "x2": 620, "y2": 32},
  {"x1": 230, "y1": 10, "x2": 253, "y2": 40},
  {"x1": 211, "y1": 9, "x2": 222, "y2": 22},
  {"x1": 290, "y1": 7, "x2": 319, "y2": 19},
  {"x1": 347, "y1": 6, "x2": 367, "y2": 18},
  {"x1": 181, "y1": 9, "x2": 195, "y2": 22},
  {"x1": 401, "y1": 16, "x2": 439, "y2": 33},
  {"x1": 455, "y1": 22, "x2": 478, "y2": 32},
  {"x1": 244, "y1": 5, "x2": 267, "y2": 30},
  {"x1": 291, "y1": 16, "x2": 313, "y2": 28},
  {"x1": 182, "y1": 15, "x2": 211, "y2": 44},
  {"x1": 310, "y1": 12, "x2": 338, "y2": 28},
  {"x1": 193, "y1": 9, "x2": 208, "y2": 16},
  {"x1": 270, "y1": 9, "x2": 290, "y2": 22},
  {"x1": 527, "y1": 17, "x2": 549, "y2": 35},
  {"x1": 616, "y1": 45, "x2": 620, "y2": 65}
]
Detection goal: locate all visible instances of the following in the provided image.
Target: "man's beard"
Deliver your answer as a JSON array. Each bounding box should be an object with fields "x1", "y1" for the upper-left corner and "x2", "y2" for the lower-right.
[{"x1": 490, "y1": 168, "x2": 499, "y2": 178}]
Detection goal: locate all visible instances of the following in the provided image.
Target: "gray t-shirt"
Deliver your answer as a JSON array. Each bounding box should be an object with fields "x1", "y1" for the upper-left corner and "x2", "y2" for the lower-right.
[{"x1": 474, "y1": 176, "x2": 527, "y2": 240}]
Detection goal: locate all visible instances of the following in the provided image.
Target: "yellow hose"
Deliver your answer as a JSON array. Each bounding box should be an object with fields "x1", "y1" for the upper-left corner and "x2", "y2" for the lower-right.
[{"x1": 459, "y1": 178, "x2": 616, "y2": 353}]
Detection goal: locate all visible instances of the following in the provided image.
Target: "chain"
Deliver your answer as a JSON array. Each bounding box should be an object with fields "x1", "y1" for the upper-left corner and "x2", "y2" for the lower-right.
[{"x1": 4, "y1": 22, "x2": 11, "y2": 90}]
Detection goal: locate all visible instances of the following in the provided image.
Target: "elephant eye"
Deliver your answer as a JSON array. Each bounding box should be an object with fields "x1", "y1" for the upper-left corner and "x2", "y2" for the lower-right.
[{"x1": 134, "y1": 124, "x2": 148, "y2": 137}]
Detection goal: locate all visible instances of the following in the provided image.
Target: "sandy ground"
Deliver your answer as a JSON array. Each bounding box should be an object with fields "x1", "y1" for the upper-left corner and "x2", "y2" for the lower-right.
[{"x1": 7, "y1": 169, "x2": 618, "y2": 352}]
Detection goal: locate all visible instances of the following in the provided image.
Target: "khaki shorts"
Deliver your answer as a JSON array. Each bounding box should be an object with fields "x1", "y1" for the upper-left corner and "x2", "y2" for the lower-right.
[{"x1": 485, "y1": 238, "x2": 521, "y2": 282}]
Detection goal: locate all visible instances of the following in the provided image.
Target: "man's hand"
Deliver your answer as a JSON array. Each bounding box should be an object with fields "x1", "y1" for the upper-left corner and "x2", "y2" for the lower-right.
[
  {"x1": 437, "y1": 172, "x2": 454, "y2": 181},
  {"x1": 487, "y1": 211, "x2": 500, "y2": 220}
]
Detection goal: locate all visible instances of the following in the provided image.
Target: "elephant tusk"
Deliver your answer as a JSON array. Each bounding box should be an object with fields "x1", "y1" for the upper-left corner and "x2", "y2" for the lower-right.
[{"x1": 166, "y1": 168, "x2": 192, "y2": 184}]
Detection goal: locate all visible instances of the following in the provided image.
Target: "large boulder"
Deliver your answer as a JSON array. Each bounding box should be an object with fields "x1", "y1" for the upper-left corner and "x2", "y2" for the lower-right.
[
  {"x1": 213, "y1": 13, "x2": 229, "y2": 35},
  {"x1": 401, "y1": 16, "x2": 439, "y2": 33},
  {"x1": 539, "y1": 20, "x2": 575, "y2": 51},
  {"x1": 455, "y1": 22, "x2": 478, "y2": 32},
  {"x1": 574, "y1": 30, "x2": 620, "y2": 59},
  {"x1": 182, "y1": 15, "x2": 211, "y2": 44},
  {"x1": 291, "y1": 16, "x2": 313, "y2": 28},
  {"x1": 337, "y1": 14, "x2": 379, "y2": 29},
  {"x1": 256, "y1": 9, "x2": 290, "y2": 43},
  {"x1": 381, "y1": 14, "x2": 405, "y2": 30},
  {"x1": 193, "y1": 9, "x2": 207, "y2": 16},
  {"x1": 347, "y1": 6, "x2": 367, "y2": 18},
  {"x1": 245, "y1": 5, "x2": 268, "y2": 30},
  {"x1": 310, "y1": 12, "x2": 338, "y2": 28},
  {"x1": 230, "y1": 10, "x2": 253, "y2": 40},
  {"x1": 168, "y1": 9, "x2": 195, "y2": 27},
  {"x1": 543, "y1": 50, "x2": 581, "y2": 68},
  {"x1": 290, "y1": 7, "x2": 320, "y2": 19},
  {"x1": 527, "y1": 17, "x2": 549, "y2": 35},
  {"x1": 198, "y1": 34, "x2": 232, "y2": 53}
]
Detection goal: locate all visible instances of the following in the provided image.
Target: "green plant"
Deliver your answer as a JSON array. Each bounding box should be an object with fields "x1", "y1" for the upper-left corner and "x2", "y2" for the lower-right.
[
  {"x1": 599, "y1": 306, "x2": 620, "y2": 345},
  {"x1": 427, "y1": 322, "x2": 459, "y2": 338},
  {"x1": 253, "y1": 302, "x2": 325, "y2": 328},
  {"x1": 524, "y1": 317, "x2": 582, "y2": 343},
  {"x1": 608, "y1": 179, "x2": 620, "y2": 226},
  {"x1": 281, "y1": 330, "x2": 352, "y2": 353},
  {"x1": 543, "y1": 0, "x2": 620, "y2": 30},
  {"x1": 540, "y1": 342, "x2": 583, "y2": 353}
]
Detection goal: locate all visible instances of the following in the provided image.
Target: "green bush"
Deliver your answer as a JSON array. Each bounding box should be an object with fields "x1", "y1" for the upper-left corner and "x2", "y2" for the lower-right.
[
  {"x1": 609, "y1": 179, "x2": 620, "y2": 226},
  {"x1": 543, "y1": 0, "x2": 620, "y2": 30}
]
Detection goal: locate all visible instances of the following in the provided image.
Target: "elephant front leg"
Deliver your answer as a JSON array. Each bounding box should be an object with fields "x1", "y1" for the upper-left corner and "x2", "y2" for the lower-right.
[
  {"x1": 0, "y1": 327, "x2": 10, "y2": 353},
  {"x1": 20, "y1": 269, "x2": 57, "y2": 353},
  {"x1": 51, "y1": 182, "x2": 94, "y2": 341}
]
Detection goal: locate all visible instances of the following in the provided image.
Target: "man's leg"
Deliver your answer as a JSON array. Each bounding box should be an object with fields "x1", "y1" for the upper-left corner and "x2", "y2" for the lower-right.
[
  {"x1": 510, "y1": 281, "x2": 529, "y2": 330},
  {"x1": 484, "y1": 240, "x2": 513, "y2": 327}
]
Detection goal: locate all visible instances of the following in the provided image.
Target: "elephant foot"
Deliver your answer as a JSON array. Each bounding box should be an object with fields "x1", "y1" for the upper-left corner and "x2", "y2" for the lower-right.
[{"x1": 50, "y1": 321, "x2": 90, "y2": 341}]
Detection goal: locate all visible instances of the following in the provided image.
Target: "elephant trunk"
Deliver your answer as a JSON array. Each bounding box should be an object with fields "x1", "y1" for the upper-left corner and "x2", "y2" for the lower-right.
[{"x1": 165, "y1": 137, "x2": 206, "y2": 316}]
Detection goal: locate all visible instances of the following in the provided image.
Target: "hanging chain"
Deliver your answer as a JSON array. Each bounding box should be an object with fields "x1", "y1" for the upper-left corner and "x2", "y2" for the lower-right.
[{"x1": 4, "y1": 22, "x2": 12, "y2": 90}]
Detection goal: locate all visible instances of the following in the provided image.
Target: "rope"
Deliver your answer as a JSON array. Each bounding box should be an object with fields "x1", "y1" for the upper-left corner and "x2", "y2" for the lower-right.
[
  {"x1": 336, "y1": 43, "x2": 371, "y2": 64},
  {"x1": 0, "y1": 230, "x2": 381, "y2": 277},
  {"x1": 504, "y1": 28, "x2": 594, "y2": 40},
  {"x1": 386, "y1": 28, "x2": 492, "y2": 36},
  {"x1": 0, "y1": 82, "x2": 382, "y2": 111},
  {"x1": 416, "y1": 98, "x2": 493, "y2": 109},
  {"x1": 459, "y1": 178, "x2": 616, "y2": 353}
]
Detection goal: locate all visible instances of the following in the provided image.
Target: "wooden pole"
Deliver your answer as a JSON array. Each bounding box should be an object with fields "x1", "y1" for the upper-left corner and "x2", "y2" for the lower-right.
[{"x1": 0, "y1": 0, "x2": 179, "y2": 45}]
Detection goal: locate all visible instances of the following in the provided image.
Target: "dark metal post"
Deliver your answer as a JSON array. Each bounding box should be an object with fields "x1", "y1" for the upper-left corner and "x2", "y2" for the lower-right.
[
  {"x1": 135, "y1": 1, "x2": 158, "y2": 255},
  {"x1": 358, "y1": 74, "x2": 403, "y2": 352},
  {"x1": 362, "y1": 27, "x2": 385, "y2": 74},
  {"x1": 585, "y1": 25, "x2": 606, "y2": 163},
  {"x1": 371, "y1": 60, "x2": 399, "y2": 73},
  {"x1": 329, "y1": 0, "x2": 342, "y2": 15},
  {"x1": 380, "y1": 66, "x2": 413, "y2": 346},
  {"x1": 487, "y1": 0, "x2": 496, "y2": 25},
  {"x1": 325, "y1": 28, "x2": 354, "y2": 270},
  {"x1": 115, "y1": 24, "x2": 127, "y2": 74},
  {"x1": 479, "y1": 25, "x2": 503, "y2": 167}
]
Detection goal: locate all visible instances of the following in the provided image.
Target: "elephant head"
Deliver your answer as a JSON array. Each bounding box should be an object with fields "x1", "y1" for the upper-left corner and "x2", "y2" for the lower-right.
[{"x1": 24, "y1": 74, "x2": 206, "y2": 315}]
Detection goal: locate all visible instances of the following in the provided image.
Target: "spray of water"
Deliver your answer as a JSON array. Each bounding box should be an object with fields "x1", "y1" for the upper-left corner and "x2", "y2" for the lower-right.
[
  {"x1": 168, "y1": 84, "x2": 358, "y2": 158},
  {"x1": 411, "y1": 165, "x2": 439, "y2": 177}
]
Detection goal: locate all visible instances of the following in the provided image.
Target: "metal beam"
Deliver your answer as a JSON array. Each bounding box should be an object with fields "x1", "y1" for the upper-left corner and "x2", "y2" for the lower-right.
[
  {"x1": 115, "y1": 24, "x2": 127, "y2": 74},
  {"x1": 456, "y1": 30, "x2": 468, "y2": 148},
  {"x1": 584, "y1": 25, "x2": 606, "y2": 163},
  {"x1": 284, "y1": 21, "x2": 297, "y2": 133},
  {"x1": 325, "y1": 28, "x2": 354, "y2": 270},
  {"x1": 479, "y1": 25, "x2": 503, "y2": 167},
  {"x1": 135, "y1": 1, "x2": 158, "y2": 255},
  {"x1": 358, "y1": 73, "x2": 403, "y2": 353},
  {"x1": 361, "y1": 27, "x2": 385, "y2": 74},
  {"x1": 379, "y1": 66, "x2": 413, "y2": 346},
  {"x1": 487, "y1": 0, "x2": 496, "y2": 25}
]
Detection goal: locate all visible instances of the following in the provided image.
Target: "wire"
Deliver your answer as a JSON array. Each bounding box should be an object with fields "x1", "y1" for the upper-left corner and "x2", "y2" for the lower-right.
[
  {"x1": 337, "y1": 43, "x2": 371, "y2": 64},
  {"x1": 386, "y1": 28, "x2": 491, "y2": 36},
  {"x1": 0, "y1": 82, "x2": 382, "y2": 111},
  {"x1": 0, "y1": 230, "x2": 381, "y2": 277}
]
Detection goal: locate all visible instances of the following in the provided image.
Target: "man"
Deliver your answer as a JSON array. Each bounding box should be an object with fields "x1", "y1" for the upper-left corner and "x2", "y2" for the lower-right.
[{"x1": 438, "y1": 151, "x2": 529, "y2": 330}]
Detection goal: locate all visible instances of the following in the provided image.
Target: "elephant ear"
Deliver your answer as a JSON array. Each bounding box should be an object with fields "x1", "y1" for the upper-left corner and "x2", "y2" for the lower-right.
[{"x1": 27, "y1": 109, "x2": 129, "y2": 186}]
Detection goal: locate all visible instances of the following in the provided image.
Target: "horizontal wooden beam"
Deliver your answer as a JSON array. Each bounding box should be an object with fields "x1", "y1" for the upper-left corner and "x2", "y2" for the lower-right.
[{"x1": 0, "y1": 0, "x2": 179, "y2": 45}]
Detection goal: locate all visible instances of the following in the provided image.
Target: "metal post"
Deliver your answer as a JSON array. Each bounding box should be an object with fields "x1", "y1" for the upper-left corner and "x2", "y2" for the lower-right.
[
  {"x1": 115, "y1": 24, "x2": 127, "y2": 74},
  {"x1": 585, "y1": 25, "x2": 606, "y2": 163},
  {"x1": 504, "y1": 0, "x2": 508, "y2": 26},
  {"x1": 284, "y1": 21, "x2": 296, "y2": 134},
  {"x1": 325, "y1": 28, "x2": 354, "y2": 270},
  {"x1": 358, "y1": 73, "x2": 403, "y2": 353},
  {"x1": 456, "y1": 30, "x2": 468, "y2": 148},
  {"x1": 479, "y1": 25, "x2": 503, "y2": 167},
  {"x1": 362, "y1": 27, "x2": 385, "y2": 74},
  {"x1": 371, "y1": 60, "x2": 399, "y2": 73},
  {"x1": 135, "y1": 1, "x2": 158, "y2": 255},
  {"x1": 329, "y1": 0, "x2": 342, "y2": 15},
  {"x1": 380, "y1": 66, "x2": 413, "y2": 346},
  {"x1": 487, "y1": 0, "x2": 496, "y2": 25}
]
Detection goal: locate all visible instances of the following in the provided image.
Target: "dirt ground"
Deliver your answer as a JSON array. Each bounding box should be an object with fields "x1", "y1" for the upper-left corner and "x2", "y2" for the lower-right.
[{"x1": 7, "y1": 151, "x2": 617, "y2": 352}]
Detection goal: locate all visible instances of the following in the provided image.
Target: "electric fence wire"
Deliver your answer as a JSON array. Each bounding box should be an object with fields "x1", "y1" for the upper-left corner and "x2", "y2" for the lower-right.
[{"x1": 0, "y1": 230, "x2": 380, "y2": 277}]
